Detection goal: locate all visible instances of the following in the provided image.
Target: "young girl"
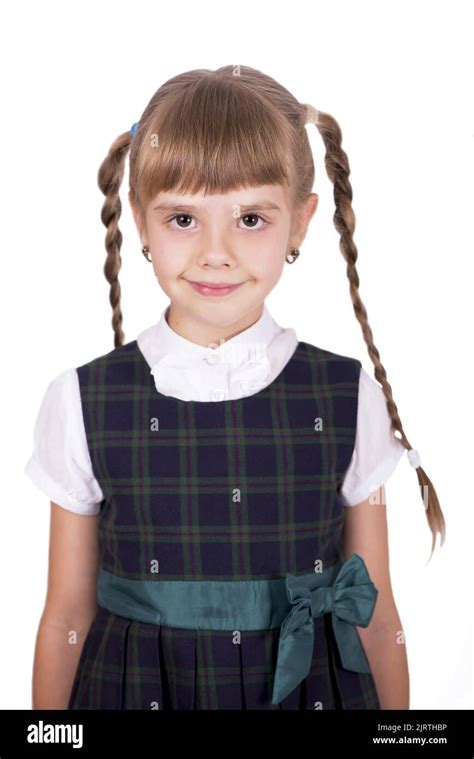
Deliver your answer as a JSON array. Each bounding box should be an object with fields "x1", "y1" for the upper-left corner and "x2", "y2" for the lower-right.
[{"x1": 26, "y1": 64, "x2": 446, "y2": 711}]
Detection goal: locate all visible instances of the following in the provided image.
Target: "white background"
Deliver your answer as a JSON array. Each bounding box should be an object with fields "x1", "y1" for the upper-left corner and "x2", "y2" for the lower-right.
[{"x1": 0, "y1": 0, "x2": 472, "y2": 710}]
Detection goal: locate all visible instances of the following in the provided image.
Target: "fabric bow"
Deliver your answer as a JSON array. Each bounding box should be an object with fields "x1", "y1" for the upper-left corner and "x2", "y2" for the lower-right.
[{"x1": 271, "y1": 553, "x2": 378, "y2": 705}]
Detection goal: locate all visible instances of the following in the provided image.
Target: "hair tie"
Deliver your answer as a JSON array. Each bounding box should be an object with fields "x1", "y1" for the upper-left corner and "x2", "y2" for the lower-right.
[
  {"x1": 130, "y1": 122, "x2": 138, "y2": 136},
  {"x1": 303, "y1": 104, "x2": 319, "y2": 125},
  {"x1": 407, "y1": 448, "x2": 421, "y2": 469}
]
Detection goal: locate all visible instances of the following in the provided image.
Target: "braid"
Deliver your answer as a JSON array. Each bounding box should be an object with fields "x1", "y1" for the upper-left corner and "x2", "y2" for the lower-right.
[
  {"x1": 308, "y1": 107, "x2": 446, "y2": 561},
  {"x1": 97, "y1": 131, "x2": 132, "y2": 348}
]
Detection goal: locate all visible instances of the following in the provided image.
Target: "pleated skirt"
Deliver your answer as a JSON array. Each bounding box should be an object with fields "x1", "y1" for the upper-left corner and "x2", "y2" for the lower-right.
[{"x1": 68, "y1": 606, "x2": 380, "y2": 710}]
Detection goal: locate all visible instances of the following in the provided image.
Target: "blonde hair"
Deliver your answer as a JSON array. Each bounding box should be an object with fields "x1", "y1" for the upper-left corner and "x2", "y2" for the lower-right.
[{"x1": 97, "y1": 64, "x2": 446, "y2": 558}]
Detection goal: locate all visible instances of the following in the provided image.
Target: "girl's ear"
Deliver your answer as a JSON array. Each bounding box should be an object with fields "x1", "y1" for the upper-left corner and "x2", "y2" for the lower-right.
[
  {"x1": 128, "y1": 192, "x2": 147, "y2": 243},
  {"x1": 305, "y1": 192, "x2": 319, "y2": 225},
  {"x1": 290, "y1": 192, "x2": 319, "y2": 248}
]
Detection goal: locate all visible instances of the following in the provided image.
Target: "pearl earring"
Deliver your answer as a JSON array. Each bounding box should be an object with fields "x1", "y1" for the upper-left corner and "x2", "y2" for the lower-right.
[{"x1": 286, "y1": 247, "x2": 300, "y2": 264}]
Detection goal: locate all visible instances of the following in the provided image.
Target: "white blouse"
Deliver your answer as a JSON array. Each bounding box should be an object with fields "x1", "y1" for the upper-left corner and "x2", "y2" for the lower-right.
[{"x1": 24, "y1": 303, "x2": 406, "y2": 516}]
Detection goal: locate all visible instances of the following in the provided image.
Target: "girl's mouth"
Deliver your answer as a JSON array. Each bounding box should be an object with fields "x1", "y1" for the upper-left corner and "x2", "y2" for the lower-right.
[{"x1": 186, "y1": 280, "x2": 244, "y2": 297}]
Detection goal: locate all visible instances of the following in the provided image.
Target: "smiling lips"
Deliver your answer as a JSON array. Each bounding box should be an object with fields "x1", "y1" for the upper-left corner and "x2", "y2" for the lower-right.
[{"x1": 186, "y1": 280, "x2": 244, "y2": 297}]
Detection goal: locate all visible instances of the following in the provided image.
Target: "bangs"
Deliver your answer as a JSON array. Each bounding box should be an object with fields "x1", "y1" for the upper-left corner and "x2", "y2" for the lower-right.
[{"x1": 130, "y1": 78, "x2": 295, "y2": 209}]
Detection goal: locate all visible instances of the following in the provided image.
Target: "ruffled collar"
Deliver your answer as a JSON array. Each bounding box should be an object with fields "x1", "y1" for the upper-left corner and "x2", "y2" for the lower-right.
[{"x1": 136, "y1": 303, "x2": 298, "y2": 401}]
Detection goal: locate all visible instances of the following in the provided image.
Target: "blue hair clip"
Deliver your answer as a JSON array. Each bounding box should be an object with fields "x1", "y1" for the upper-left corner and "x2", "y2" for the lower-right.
[{"x1": 130, "y1": 122, "x2": 138, "y2": 136}]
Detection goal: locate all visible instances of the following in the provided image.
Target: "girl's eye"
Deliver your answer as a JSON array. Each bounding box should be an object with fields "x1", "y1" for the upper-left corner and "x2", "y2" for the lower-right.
[
  {"x1": 167, "y1": 214, "x2": 195, "y2": 230},
  {"x1": 165, "y1": 212, "x2": 267, "y2": 230},
  {"x1": 239, "y1": 213, "x2": 267, "y2": 230}
]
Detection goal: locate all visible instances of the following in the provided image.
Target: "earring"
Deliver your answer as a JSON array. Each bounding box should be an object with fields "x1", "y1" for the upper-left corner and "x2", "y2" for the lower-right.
[
  {"x1": 142, "y1": 245, "x2": 152, "y2": 262},
  {"x1": 286, "y1": 247, "x2": 300, "y2": 264}
]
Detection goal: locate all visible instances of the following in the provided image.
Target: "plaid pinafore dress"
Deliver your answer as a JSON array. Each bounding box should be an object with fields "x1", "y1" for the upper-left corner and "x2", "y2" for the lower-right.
[{"x1": 67, "y1": 339, "x2": 380, "y2": 710}]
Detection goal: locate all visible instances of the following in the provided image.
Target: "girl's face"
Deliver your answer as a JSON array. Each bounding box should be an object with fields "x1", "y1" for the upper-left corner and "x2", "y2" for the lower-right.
[{"x1": 130, "y1": 184, "x2": 318, "y2": 345}]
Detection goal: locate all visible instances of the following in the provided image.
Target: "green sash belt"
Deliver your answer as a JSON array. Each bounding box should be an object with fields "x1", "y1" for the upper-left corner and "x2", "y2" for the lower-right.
[{"x1": 97, "y1": 552, "x2": 378, "y2": 704}]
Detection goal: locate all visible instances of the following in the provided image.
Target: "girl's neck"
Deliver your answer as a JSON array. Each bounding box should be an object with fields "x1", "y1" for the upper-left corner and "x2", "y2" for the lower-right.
[{"x1": 165, "y1": 303, "x2": 264, "y2": 348}]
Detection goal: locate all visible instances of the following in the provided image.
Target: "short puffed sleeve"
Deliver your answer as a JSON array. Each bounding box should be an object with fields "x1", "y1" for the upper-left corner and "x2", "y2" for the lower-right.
[
  {"x1": 339, "y1": 366, "x2": 406, "y2": 506},
  {"x1": 24, "y1": 368, "x2": 104, "y2": 515}
]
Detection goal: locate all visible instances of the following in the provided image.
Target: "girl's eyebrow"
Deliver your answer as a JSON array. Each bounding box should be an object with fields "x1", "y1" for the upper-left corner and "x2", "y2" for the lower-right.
[{"x1": 153, "y1": 201, "x2": 281, "y2": 213}]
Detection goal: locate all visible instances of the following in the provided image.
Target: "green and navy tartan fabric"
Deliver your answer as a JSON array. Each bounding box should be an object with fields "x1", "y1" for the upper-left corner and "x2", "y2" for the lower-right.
[{"x1": 67, "y1": 339, "x2": 380, "y2": 710}]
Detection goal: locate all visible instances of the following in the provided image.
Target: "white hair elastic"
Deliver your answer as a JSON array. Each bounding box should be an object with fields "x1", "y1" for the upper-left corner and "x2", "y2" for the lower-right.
[
  {"x1": 304, "y1": 104, "x2": 319, "y2": 125},
  {"x1": 407, "y1": 448, "x2": 421, "y2": 469}
]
